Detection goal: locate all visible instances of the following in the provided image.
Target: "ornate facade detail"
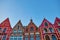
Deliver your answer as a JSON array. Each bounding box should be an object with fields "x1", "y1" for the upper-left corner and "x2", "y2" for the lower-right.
[{"x1": 0, "y1": 17, "x2": 60, "y2": 40}]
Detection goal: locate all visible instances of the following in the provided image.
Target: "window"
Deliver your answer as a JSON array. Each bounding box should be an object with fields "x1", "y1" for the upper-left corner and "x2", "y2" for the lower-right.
[
  {"x1": 58, "y1": 22, "x2": 60, "y2": 26},
  {"x1": 10, "y1": 36, "x2": 23, "y2": 40},
  {"x1": 0, "y1": 28, "x2": 2, "y2": 30},
  {"x1": 18, "y1": 25, "x2": 19, "y2": 29},
  {"x1": 45, "y1": 35, "x2": 50, "y2": 40},
  {"x1": 52, "y1": 35, "x2": 57, "y2": 40},
  {"x1": 3, "y1": 28, "x2": 6, "y2": 32},
  {"x1": 14, "y1": 36, "x2": 17, "y2": 40},
  {"x1": 49, "y1": 28, "x2": 54, "y2": 32},
  {"x1": 13, "y1": 30, "x2": 17, "y2": 33},
  {"x1": 18, "y1": 30, "x2": 22, "y2": 34},
  {"x1": 45, "y1": 22, "x2": 48, "y2": 26},
  {"x1": 36, "y1": 34, "x2": 40, "y2": 40},
  {"x1": 10, "y1": 36, "x2": 14, "y2": 40},
  {"x1": 44, "y1": 28, "x2": 48, "y2": 33},
  {"x1": 30, "y1": 35, "x2": 34, "y2": 40},
  {"x1": 58, "y1": 28, "x2": 60, "y2": 32},
  {"x1": 18, "y1": 36, "x2": 23, "y2": 40},
  {"x1": 25, "y1": 35, "x2": 28, "y2": 40},
  {"x1": 2, "y1": 35, "x2": 6, "y2": 40},
  {"x1": 30, "y1": 27, "x2": 34, "y2": 31}
]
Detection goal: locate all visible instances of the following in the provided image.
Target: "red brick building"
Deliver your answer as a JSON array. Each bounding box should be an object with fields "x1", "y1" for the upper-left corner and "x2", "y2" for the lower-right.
[
  {"x1": 0, "y1": 18, "x2": 12, "y2": 40},
  {"x1": 0, "y1": 17, "x2": 60, "y2": 40},
  {"x1": 39, "y1": 18, "x2": 58, "y2": 40}
]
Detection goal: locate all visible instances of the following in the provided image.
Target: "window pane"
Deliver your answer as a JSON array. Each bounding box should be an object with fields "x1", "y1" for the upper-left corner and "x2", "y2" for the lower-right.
[
  {"x1": 49, "y1": 28, "x2": 54, "y2": 32},
  {"x1": 3, "y1": 28, "x2": 6, "y2": 32},
  {"x1": 18, "y1": 30, "x2": 22, "y2": 34},
  {"x1": 44, "y1": 28, "x2": 47, "y2": 33},
  {"x1": 45, "y1": 22, "x2": 48, "y2": 26},
  {"x1": 18, "y1": 36, "x2": 23, "y2": 40},
  {"x1": 52, "y1": 35, "x2": 57, "y2": 40},
  {"x1": 14, "y1": 36, "x2": 17, "y2": 40},
  {"x1": 36, "y1": 34, "x2": 40, "y2": 40},
  {"x1": 45, "y1": 35, "x2": 50, "y2": 40},
  {"x1": 2, "y1": 35, "x2": 6, "y2": 40},
  {"x1": 18, "y1": 37, "x2": 22, "y2": 40},
  {"x1": 18, "y1": 25, "x2": 19, "y2": 29},
  {"x1": 10, "y1": 37, "x2": 13, "y2": 40},
  {"x1": 13, "y1": 30, "x2": 17, "y2": 34},
  {"x1": 30, "y1": 35, "x2": 34, "y2": 40},
  {"x1": 30, "y1": 27, "x2": 34, "y2": 31},
  {"x1": 58, "y1": 28, "x2": 60, "y2": 32},
  {"x1": 0, "y1": 28, "x2": 2, "y2": 30},
  {"x1": 58, "y1": 22, "x2": 60, "y2": 26},
  {"x1": 25, "y1": 35, "x2": 28, "y2": 40}
]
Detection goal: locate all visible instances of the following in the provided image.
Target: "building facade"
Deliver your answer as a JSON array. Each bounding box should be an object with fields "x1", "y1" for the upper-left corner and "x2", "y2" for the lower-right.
[
  {"x1": 0, "y1": 18, "x2": 12, "y2": 40},
  {"x1": 0, "y1": 17, "x2": 60, "y2": 40}
]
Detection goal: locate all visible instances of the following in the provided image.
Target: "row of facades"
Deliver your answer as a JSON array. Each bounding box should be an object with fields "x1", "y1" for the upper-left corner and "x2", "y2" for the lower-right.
[{"x1": 0, "y1": 17, "x2": 60, "y2": 40}]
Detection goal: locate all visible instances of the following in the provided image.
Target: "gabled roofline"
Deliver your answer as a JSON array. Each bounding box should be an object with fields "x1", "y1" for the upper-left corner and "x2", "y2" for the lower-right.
[
  {"x1": 13, "y1": 20, "x2": 24, "y2": 29},
  {"x1": 39, "y1": 18, "x2": 53, "y2": 28},
  {"x1": 0, "y1": 18, "x2": 12, "y2": 30}
]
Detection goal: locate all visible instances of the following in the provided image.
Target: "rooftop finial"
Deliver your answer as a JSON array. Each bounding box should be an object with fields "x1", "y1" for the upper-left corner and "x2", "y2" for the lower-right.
[{"x1": 30, "y1": 19, "x2": 33, "y2": 22}]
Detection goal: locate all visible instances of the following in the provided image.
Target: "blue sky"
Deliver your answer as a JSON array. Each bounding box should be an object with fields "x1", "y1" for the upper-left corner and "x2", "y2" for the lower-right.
[{"x1": 0, "y1": 0, "x2": 60, "y2": 28}]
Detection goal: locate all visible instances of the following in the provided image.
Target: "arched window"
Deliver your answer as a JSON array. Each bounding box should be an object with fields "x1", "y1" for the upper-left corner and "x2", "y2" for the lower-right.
[
  {"x1": 49, "y1": 28, "x2": 54, "y2": 32},
  {"x1": 44, "y1": 28, "x2": 48, "y2": 33},
  {"x1": 30, "y1": 27, "x2": 34, "y2": 31},
  {"x1": 45, "y1": 35, "x2": 50, "y2": 40},
  {"x1": 45, "y1": 22, "x2": 48, "y2": 26},
  {"x1": 52, "y1": 35, "x2": 57, "y2": 40}
]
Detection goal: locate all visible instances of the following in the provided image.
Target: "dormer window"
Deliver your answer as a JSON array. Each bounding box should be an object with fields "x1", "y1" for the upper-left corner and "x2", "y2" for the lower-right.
[
  {"x1": 58, "y1": 22, "x2": 60, "y2": 26},
  {"x1": 30, "y1": 27, "x2": 34, "y2": 31},
  {"x1": 45, "y1": 22, "x2": 48, "y2": 26}
]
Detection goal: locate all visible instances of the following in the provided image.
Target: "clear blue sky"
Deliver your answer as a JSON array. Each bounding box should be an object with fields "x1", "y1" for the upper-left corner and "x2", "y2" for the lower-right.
[{"x1": 0, "y1": 0, "x2": 60, "y2": 28}]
